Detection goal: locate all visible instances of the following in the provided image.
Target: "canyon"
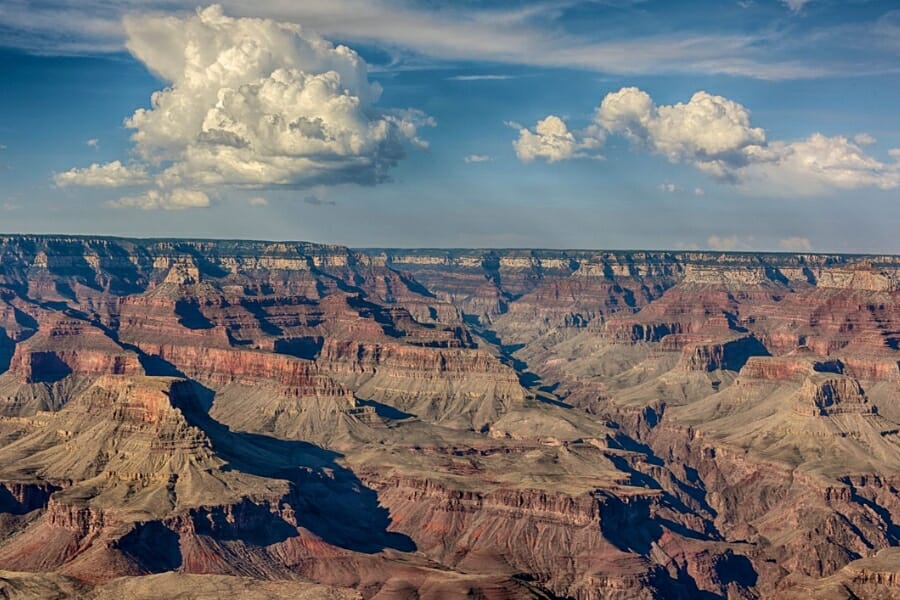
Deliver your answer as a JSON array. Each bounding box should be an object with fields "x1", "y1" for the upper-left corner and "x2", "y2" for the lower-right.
[{"x1": 0, "y1": 235, "x2": 898, "y2": 598}]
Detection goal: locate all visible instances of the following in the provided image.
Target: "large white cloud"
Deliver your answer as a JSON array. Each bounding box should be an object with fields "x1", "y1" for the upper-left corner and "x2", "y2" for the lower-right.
[
  {"x1": 57, "y1": 5, "x2": 432, "y2": 207},
  {"x1": 596, "y1": 87, "x2": 767, "y2": 181},
  {"x1": 742, "y1": 134, "x2": 900, "y2": 194},
  {"x1": 598, "y1": 87, "x2": 900, "y2": 192},
  {"x1": 523, "y1": 86, "x2": 900, "y2": 195}
]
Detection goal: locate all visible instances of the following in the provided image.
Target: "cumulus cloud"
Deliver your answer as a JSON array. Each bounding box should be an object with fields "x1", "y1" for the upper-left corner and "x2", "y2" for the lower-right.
[
  {"x1": 694, "y1": 187, "x2": 705, "y2": 195},
  {"x1": 778, "y1": 236, "x2": 813, "y2": 251},
  {"x1": 108, "y1": 188, "x2": 211, "y2": 210},
  {"x1": 513, "y1": 116, "x2": 575, "y2": 163},
  {"x1": 524, "y1": 86, "x2": 900, "y2": 195},
  {"x1": 854, "y1": 133, "x2": 876, "y2": 146},
  {"x1": 57, "y1": 5, "x2": 432, "y2": 208},
  {"x1": 740, "y1": 133, "x2": 900, "y2": 195},
  {"x1": 86, "y1": 138, "x2": 99, "y2": 148},
  {"x1": 248, "y1": 196, "x2": 268, "y2": 206},
  {"x1": 464, "y1": 154, "x2": 493, "y2": 163},
  {"x1": 596, "y1": 87, "x2": 766, "y2": 181},
  {"x1": 512, "y1": 115, "x2": 603, "y2": 163},
  {"x1": 122, "y1": 5, "x2": 431, "y2": 189},
  {"x1": 54, "y1": 160, "x2": 151, "y2": 187}
]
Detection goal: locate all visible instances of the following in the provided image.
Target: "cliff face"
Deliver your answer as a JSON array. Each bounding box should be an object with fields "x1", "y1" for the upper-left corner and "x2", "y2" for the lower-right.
[{"x1": 0, "y1": 236, "x2": 899, "y2": 599}]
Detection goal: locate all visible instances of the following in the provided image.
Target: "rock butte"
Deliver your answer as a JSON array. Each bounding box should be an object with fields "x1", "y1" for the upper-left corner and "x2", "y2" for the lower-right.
[{"x1": 0, "y1": 235, "x2": 898, "y2": 598}]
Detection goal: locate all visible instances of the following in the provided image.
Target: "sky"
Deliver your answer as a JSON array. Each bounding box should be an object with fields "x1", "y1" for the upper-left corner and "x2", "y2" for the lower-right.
[{"x1": 1, "y1": 1, "x2": 899, "y2": 251}]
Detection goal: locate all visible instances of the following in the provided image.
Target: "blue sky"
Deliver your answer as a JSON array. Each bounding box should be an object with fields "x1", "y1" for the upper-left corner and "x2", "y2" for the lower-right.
[{"x1": 1, "y1": 1, "x2": 899, "y2": 251}]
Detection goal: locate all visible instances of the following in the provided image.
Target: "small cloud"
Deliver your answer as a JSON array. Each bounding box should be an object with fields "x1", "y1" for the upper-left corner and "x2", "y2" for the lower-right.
[
  {"x1": 448, "y1": 74, "x2": 515, "y2": 81},
  {"x1": 503, "y1": 120, "x2": 524, "y2": 130},
  {"x1": 108, "y1": 188, "x2": 210, "y2": 210},
  {"x1": 778, "y1": 236, "x2": 813, "y2": 252},
  {"x1": 303, "y1": 194, "x2": 336, "y2": 207},
  {"x1": 889, "y1": 149, "x2": 900, "y2": 160},
  {"x1": 2, "y1": 202, "x2": 19, "y2": 212},
  {"x1": 55, "y1": 160, "x2": 151, "y2": 187},
  {"x1": 512, "y1": 115, "x2": 604, "y2": 163},
  {"x1": 464, "y1": 154, "x2": 493, "y2": 163},
  {"x1": 694, "y1": 187, "x2": 705, "y2": 196},
  {"x1": 658, "y1": 182, "x2": 682, "y2": 193},
  {"x1": 737, "y1": 0, "x2": 754, "y2": 7},
  {"x1": 706, "y1": 234, "x2": 754, "y2": 251},
  {"x1": 86, "y1": 138, "x2": 99, "y2": 148},
  {"x1": 854, "y1": 133, "x2": 876, "y2": 146},
  {"x1": 675, "y1": 241, "x2": 701, "y2": 251},
  {"x1": 248, "y1": 196, "x2": 268, "y2": 207},
  {"x1": 782, "y1": 0, "x2": 811, "y2": 12}
]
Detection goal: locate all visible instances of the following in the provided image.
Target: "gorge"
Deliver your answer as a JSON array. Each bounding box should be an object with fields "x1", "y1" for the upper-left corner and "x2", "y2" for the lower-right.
[{"x1": 0, "y1": 235, "x2": 898, "y2": 599}]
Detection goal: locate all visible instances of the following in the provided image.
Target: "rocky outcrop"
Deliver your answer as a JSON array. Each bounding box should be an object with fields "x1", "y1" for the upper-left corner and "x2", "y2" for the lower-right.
[
  {"x1": 774, "y1": 547, "x2": 900, "y2": 599},
  {"x1": 9, "y1": 349, "x2": 142, "y2": 383},
  {"x1": 367, "y1": 474, "x2": 749, "y2": 600},
  {"x1": 795, "y1": 376, "x2": 876, "y2": 416},
  {"x1": 677, "y1": 335, "x2": 769, "y2": 372},
  {"x1": 738, "y1": 356, "x2": 840, "y2": 381},
  {"x1": 0, "y1": 482, "x2": 58, "y2": 515},
  {"x1": 137, "y1": 344, "x2": 353, "y2": 401},
  {"x1": 317, "y1": 340, "x2": 526, "y2": 429}
]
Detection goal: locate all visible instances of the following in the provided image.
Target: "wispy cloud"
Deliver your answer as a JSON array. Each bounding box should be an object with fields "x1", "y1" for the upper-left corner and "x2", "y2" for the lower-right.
[
  {"x1": 706, "y1": 234, "x2": 754, "y2": 251},
  {"x1": 464, "y1": 154, "x2": 493, "y2": 163},
  {"x1": 778, "y1": 236, "x2": 812, "y2": 251},
  {"x1": 108, "y1": 188, "x2": 211, "y2": 210},
  {"x1": 782, "y1": 0, "x2": 811, "y2": 13},
  {"x1": 304, "y1": 194, "x2": 336, "y2": 206},
  {"x1": 447, "y1": 74, "x2": 516, "y2": 81},
  {"x1": 0, "y1": 1, "x2": 870, "y2": 80}
]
